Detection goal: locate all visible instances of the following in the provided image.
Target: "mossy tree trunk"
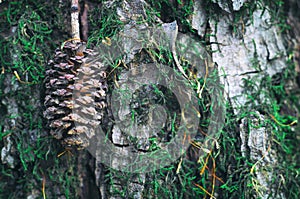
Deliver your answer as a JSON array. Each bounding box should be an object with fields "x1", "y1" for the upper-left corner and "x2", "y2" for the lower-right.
[{"x1": 0, "y1": 0, "x2": 299, "y2": 199}]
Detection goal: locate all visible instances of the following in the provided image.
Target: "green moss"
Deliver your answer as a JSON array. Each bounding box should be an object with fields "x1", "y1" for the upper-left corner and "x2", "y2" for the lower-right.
[
  {"x1": 87, "y1": 1, "x2": 123, "y2": 46},
  {"x1": 146, "y1": 0, "x2": 194, "y2": 31},
  {"x1": 0, "y1": 1, "x2": 79, "y2": 198}
]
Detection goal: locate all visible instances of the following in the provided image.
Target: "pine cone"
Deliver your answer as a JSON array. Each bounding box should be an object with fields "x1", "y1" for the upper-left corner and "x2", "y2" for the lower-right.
[{"x1": 43, "y1": 41, "x2": 107, "y2": 149}]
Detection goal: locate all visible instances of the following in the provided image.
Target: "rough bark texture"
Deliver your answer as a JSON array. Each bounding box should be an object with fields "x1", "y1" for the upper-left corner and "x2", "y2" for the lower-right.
[
  {"x1": 71, "y1": 0, "x2": 81, "y2": 39},
  {"x1": 209, "y1": 4, "x2": 287, "y2": 199},
  {"x1": 0, "y1": 0, "x2": 299, "y2": 199}
]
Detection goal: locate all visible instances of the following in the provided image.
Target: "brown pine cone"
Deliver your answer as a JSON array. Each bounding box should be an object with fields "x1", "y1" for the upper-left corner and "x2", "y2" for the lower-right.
[{"x1": 43, "y1": 41, "x2": 107, "y2": 149}]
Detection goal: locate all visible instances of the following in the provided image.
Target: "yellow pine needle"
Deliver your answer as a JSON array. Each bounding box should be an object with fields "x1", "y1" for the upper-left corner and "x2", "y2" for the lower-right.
[
  {"x1": 211, "y1": 153, "x2": 216, "y2": 199},
  {"x1": 42, "y1": 175, "x2": 46, "y2": 199},
  {"x1": 176, "y1": 157, "x2": 183, "y2": 174},
  {"x1": 57, "y1": 150, "x2": 67, "y2": 158},
  {"x1": 250, "y1": 145, "x2": 271, "y2": 174},
  {"x1": 102, "y1": 37, "x2": 111, "y2": 46},
  {"x1": 176, "y1": 132, "x2": 188, "y2": 174},
  {"x1": 193, "y1": 182, "x2": 216, "y2": 199},
  {"x1": 269, "y1": 113, "x2": 297, "y2": 127},
  {"x1": 190, "y1": 140, "x2": 201, "y2": 149},
  {"x1": 60, "y1": 38, "x2": 81, "y2": 50},
  {"x1": 14, "y1": 71, "x2": 33, "y2": 84},
  {"x1": 198, "y1": 60, "x2": 209, "y2": 98},
  {"x1": 57, "y1": 149, "x2": 73, "y2": 158},
  {"x1": 200, "y1": 151, "x2": 211, "y2": 175}
]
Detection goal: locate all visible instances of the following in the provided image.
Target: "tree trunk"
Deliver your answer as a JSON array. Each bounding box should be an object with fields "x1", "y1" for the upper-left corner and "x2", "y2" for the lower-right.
[{"x1": 0, "y1": 0, "x2": 299, "y2": 199}]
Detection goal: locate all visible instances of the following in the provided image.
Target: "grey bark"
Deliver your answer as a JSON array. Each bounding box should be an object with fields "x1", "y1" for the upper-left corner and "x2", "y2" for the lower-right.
[
  {"x1": 204, "y1": 1, "x2": 291, "y2": 199},
  {"x1": 71, "y1": 0, "x2": 80, "y2": 39}
]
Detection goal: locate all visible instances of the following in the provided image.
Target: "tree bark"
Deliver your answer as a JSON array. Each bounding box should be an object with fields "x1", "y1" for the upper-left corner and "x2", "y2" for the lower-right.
[{"x1": 0, "y1": 0, "x2": 299, "y2": 199}]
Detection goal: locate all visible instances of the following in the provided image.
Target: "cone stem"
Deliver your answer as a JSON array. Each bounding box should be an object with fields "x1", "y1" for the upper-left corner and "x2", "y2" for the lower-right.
[{"x1": 71, "y1": 0, "x2": 80, "y2": 39}]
